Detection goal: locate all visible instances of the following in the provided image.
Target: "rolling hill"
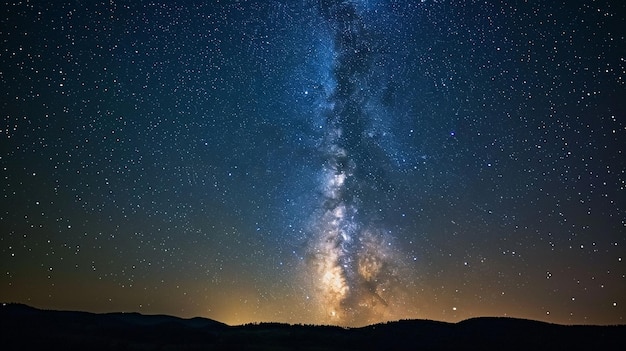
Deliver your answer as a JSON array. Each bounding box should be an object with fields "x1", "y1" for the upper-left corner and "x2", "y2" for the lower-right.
[{"x1": 1, "y1": 303, "x2": 624, "y2": 350}]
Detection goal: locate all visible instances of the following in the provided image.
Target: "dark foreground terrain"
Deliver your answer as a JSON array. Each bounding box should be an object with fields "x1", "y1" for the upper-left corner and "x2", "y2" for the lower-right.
[{"x1": 1, "y1": 303, "x2": 624, "y2": 350}]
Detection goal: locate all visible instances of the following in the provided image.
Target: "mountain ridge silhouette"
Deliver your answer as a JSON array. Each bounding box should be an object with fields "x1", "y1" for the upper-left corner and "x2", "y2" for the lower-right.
[{"x1": 1, "y1": 303, "x2": 624, "y2": 350}]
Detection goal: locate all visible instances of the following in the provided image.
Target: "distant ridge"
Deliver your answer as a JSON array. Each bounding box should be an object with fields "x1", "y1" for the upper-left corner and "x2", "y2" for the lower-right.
[
  {"x1": 1, "y1": 302, "x2": 227, "y2": 327},
  {"x1": 1, "y1": 303, "x2": 624, "y2": 350}
]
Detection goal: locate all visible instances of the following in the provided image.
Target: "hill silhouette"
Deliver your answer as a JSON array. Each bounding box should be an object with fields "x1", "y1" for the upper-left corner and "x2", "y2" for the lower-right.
[{"x1": 1, "y1": 303, "x2": 624, "y2": 350}]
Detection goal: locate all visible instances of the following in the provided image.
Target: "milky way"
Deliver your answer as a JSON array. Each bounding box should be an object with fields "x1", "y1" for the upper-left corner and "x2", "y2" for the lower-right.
[{"x1": 304, "y1": 1, "x2": 407, "y2": 325}]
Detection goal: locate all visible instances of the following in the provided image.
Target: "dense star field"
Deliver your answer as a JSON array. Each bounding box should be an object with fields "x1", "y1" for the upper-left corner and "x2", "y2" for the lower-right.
[{"x1": 1, "y1": 0, "x2": 625, "y2": 327}]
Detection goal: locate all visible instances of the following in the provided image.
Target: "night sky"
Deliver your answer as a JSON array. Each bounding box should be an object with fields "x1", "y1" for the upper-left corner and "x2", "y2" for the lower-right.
[{"x1": 1, "y1": 0, "x2": 625, "y2": 327}]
